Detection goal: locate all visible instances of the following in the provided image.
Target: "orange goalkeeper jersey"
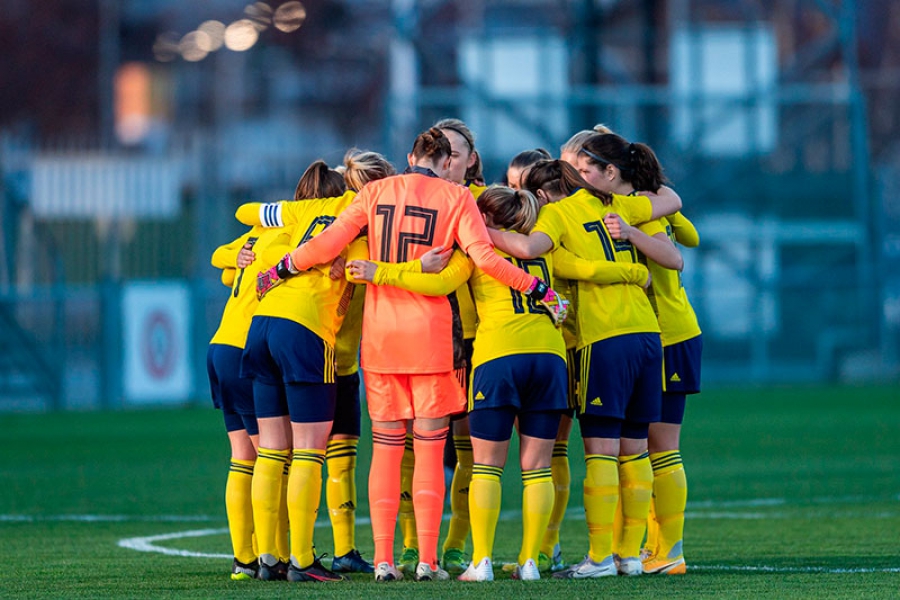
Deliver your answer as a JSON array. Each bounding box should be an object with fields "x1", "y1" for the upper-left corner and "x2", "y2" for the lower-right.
[{"x1": 288, "y1": 168, "x2": 536, "y2": 374}]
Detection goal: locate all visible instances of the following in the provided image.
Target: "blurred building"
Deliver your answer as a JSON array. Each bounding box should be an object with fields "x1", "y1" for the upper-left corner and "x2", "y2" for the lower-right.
[{"x1": 0, "y1": 0, "x2": 898, "y2": 410}]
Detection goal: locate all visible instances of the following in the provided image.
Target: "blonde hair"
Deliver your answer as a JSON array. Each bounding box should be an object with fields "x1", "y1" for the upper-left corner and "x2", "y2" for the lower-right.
[
  {"x1": 342, "y1": 148, "x2": 396, "y2": 191},
  {"x1": 560, "y1": 124, "x2": 615, "y2": 156},
  {"x1": 476, "y1": 185, "x2": 541, "y2": 234}
]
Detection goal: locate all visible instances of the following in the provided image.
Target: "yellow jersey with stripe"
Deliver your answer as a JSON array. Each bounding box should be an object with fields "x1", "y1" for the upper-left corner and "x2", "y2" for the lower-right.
[
  {"x1": 250, "y1": 194, "x2": 360, "y2": 347},
  {"x1": 639, "y1": 216, "x2": 701, "y2": 347},
  {"x1": 455, "y1": 181, "x2": 487, "y2": 339},
  {"x1": 210, "y1": 226, "x2": 289, "y2": 349},
  {"x1": 550, "y1": 245, "x2": 652, "y2": 351},
  {"x1": 468, "y1": 245, "x2": 566, "y2": 369},
  {"x1": 335, "y1": 283, "x2": 364, "y2": 376},
  {"x1": 533, "y1": 188, "x2": 658, "y2": 348}
]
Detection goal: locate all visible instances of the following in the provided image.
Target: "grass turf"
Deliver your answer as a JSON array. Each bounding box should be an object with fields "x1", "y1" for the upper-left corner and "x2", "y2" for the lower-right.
[{"x1": 1, "y1": 385, "x2": 898, "y2": 598}]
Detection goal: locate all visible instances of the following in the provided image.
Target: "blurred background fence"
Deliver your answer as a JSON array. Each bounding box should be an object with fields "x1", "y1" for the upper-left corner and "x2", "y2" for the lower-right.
[{"x1": 1, "y1": 0, "x2": 898, "y2": 411}]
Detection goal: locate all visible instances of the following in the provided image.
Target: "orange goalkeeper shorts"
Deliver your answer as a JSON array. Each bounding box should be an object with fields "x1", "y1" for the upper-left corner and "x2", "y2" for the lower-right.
[{"x1": 363, "y1": 370, "x2": 466, "y2": 422}]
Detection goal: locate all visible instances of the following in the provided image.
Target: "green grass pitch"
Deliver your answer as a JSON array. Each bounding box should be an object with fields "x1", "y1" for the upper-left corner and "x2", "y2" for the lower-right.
[{"x1": 2, "y1": 385, "x2": 898, "y2": 598}]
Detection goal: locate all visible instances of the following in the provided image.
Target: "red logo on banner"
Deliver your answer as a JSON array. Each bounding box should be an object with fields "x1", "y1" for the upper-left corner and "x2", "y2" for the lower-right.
[{"x1": 142, "y1": 310, "x2": 176, "y2": 379}]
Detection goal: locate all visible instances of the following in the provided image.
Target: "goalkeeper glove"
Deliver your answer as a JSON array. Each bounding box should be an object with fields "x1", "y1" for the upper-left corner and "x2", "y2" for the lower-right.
[
  {"x1": 526, "y1": 277, "x2": 570, "y2": 327},
  {"x1": 256, "y1": 253, "x2": 299, "y2": 299}
]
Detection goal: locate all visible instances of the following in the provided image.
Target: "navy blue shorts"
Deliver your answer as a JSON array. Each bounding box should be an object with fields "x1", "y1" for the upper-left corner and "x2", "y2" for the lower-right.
[
  {"x1": 577, "y1": 333, "x2": 662, "y2": 424},
  {"x1": 469, "y1": 407, "x2": 563, "y2": 442},
  {"x1": 332, "y1": 372, "x2": 361, "y2": 437},
  {"x1": 660, "y1": 393, "x2": 687, "y2": 425},
  {"x1": 241, "y1": 316, "x2": 336, "y2": 385},
  {"x1": 207, "y1": 344, "x2": 258, "y2": 434},
  {"x1": 565, "y1": 347, "x2": 578, "y2": 415},
  {"x1": 662, "y1": 334, "x2": 702, "y2": 394},
  {"x1": 253, "y1": 379, "x2": 337, "y2": 423},
  {"x1": 469, "y1": 353, "x2": 568, "y2": 414},
  {"x1": 222, "y1": 411, "x2": 260, "y2": 436},
  {"x1": 577, "y1": 415, "x2": 651, "y2": 439}
]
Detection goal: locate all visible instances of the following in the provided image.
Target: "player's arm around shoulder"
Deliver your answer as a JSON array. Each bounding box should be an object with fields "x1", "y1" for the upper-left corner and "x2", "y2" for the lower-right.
[
  {"x1": 347, "y1": 247, "x2": 472, "y2": 296},
  {"x1": 236, "y1": 201, "x2": 289, "y2": 228},
  {"x1": 667, "y1": 211, "x2": 700, "y2": 247},
  {"x1": 211, "y1": 227, "x2": 263, "y2": 269},
  {"x1": 552, "y1": 245, "x2": 649, "y2": 286},
  {"x1": 607, "y1": 214, "x2": 683, "y2": 271}
]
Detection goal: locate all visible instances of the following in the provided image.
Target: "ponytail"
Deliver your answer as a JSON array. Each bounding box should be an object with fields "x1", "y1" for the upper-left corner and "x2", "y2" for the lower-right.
[
  {"x1": 524, "y1": 159, "x2": 613, "y2": 206},
  {"x1": 580, "y1": 133, "x2": 668, "y2": 193},
  {"x1": 294, "y1": 160, "x2": 346, "y2": 200},
  {"x1": 476, "y1": 185, "x2": 540, "y2": 234},
  {"x1": 628, "y1": 142, "x2": 667, "y2": 192}
]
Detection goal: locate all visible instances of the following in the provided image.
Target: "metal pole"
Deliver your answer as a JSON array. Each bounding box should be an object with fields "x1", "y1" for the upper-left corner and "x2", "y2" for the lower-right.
[
  {"x1": 836, "y1": 0, "x2": 878, "y2": 368},
  {"x1": 98, "y1": 0, "x2": 119, "y2": 147},
  {"x1": 388, "y1": 0, "x2": 419, "y2": 163}
]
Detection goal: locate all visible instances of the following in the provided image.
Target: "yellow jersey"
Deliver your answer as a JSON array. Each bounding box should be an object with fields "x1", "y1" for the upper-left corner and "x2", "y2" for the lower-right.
[
  {"x1": 468, "y1": 246, "x2": 566, "y2": 369},
  {"x1": 639, "y1": 215, "x2": 701, "y2": 347},
  {"x1": 248, "y1": 194, "x2": 361, "y2": 347},
  {"x1": 335, "y1": 284, "x2": 364, "y2": 376},
  {"x1": 550, "y1": 245, "x2": 652, "y2": 350},
  {"x1": 209, "y1": 226, "x2": 290, "y2": 349},
  {"x1": 534, "y1": 188, "x2": 658, "y2": 348},
  {"x1": 455, "y1": 182, "x2": 487, "y2": 339}
]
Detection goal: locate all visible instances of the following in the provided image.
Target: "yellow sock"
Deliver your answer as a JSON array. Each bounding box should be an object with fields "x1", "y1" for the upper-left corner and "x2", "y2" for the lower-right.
[
  {"x1": 650, "y1": 451, "x2": 687, "y2": 559},
  {"x1": 326, "y1": 438, "x2": 359, "y2": 557},
  {"x1": 541, "y1": 441, "x2": 570, "y2": 556},
  {"x1": 618, "y1": 452, "x2": 653, "y2": 559},
  {"x1": 276, "y1": 461, "x2": 290, "y2": 562},
  {"x1": 443, "y1": 435, "x2": 473, "y2": 554},
  {"x1": 251, "y1": 447, "x2": 289, "y2": 562},
  {"x1": 226, "y1": 458, "x2": 256, "y2": 564},
  {"x1": 612, "y1": 490, "x2": 623, "y2": 555},
  {"x1": 288, "y1": 449, "x2": 326, "y2": 569},
  {"x1": 519, "y1": 468, "x2": 554, "y2": 565},
  {"x1": 646, "y1": 490, "x2": 659, "y2": 556},
  {"x1": 468, "y1": 464, "x2": 502, "y2": 563},
  {"x1": 399, "y1": 435, "x2": 418, "y2": 550},
  {"x1": 583, "y1": 454, "x2": 619, "y2": 563}
]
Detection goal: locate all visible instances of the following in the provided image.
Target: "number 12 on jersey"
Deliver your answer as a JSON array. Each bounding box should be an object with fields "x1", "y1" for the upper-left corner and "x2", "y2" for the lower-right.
[{"x1": 508, "y1": 257, "x2": 551, "y2": 315}]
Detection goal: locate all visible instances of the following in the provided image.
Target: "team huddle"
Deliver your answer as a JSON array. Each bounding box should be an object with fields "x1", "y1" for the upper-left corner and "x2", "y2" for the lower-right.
[{"x1": 207, "y1": 118, "x2": 702, "y2": 583}]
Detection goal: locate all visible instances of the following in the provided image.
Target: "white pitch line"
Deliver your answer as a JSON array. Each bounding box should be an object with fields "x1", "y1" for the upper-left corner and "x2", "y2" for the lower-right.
[
  {"x1": 117, "y1": 528, "x2": 900, "y2": 575},
  {"x1": 693, "y1": 564, "x2": 900, "y2": 574},
  {"x1": 7, "y1": 493, "x2": 898, "y2": 566},
  {"x1": 118, "y1": 528, "x2": 231, "y2": 559}
]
